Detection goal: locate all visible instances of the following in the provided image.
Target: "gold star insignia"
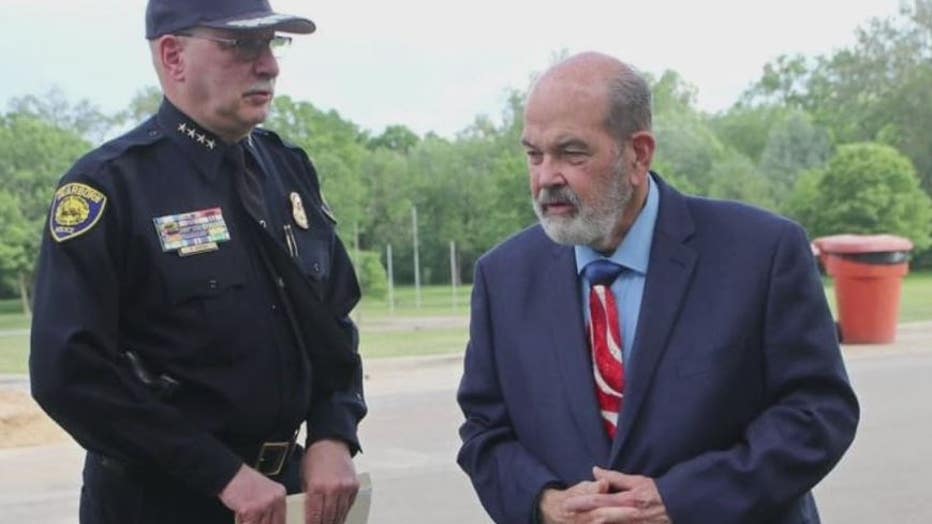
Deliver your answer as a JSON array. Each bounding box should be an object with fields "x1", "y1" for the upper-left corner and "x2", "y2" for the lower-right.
[
  {"x1": 177, "y1": 123, "x2": 187, "y2": 133},
  {"x1": 187, "y1": 128, "x2": 196, "y2": 138},
  {"x1": 206, "y1": 139, "x2": 216, "y2": 150},
  {"x1": 197, "y1": 134, "x2": 206, "y2": 144}
]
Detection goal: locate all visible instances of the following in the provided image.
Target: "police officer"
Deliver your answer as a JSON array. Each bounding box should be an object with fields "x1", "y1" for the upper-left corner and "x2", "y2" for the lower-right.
[{"x1": 29, "y1": 1, "x2": 366, "y2": 523}]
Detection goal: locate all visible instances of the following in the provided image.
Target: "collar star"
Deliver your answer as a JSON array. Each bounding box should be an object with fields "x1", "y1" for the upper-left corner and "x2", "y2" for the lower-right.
[{"x1": 174, "y1": 119, "x2": 217, "y2": 150}]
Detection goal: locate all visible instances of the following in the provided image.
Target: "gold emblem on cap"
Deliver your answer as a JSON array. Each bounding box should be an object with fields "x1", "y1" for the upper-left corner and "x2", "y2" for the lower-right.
[{"x1": 290, "y1": 192, "x2": 309, "y2": 230}]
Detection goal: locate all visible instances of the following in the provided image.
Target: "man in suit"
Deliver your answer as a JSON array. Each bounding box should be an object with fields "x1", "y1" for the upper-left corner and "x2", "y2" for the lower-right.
[{"x1": 456, "y1": 52, "x2": 859, "y2": 524}]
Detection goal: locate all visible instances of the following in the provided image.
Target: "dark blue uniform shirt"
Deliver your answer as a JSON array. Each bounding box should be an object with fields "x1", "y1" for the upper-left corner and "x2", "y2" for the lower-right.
[{"x1": 29, "y1": 100, "x2": 366, "y2": 496}]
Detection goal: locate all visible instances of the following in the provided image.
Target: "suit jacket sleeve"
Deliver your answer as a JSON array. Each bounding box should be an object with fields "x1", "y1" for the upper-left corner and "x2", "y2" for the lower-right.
[
  {"x1": 655, "y1": 221, "x2": 860, "y2": 523},
  {"x1": 457, "y1": 260, "x2": 564, "y2": 524}
]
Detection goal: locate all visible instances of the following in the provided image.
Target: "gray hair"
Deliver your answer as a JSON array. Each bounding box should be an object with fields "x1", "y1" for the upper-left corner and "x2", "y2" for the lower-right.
[{"x1": 605, "y1": 67, "x2": 652, "y2": 141}]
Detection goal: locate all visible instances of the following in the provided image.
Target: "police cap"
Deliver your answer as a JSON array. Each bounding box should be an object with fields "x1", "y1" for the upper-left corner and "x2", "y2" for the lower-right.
[{"x1": 146, "y1": 0, "x2": 315, "y2": 39}]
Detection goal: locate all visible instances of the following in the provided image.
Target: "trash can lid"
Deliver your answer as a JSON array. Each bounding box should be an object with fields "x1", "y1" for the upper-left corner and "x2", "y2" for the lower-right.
[{"x1": 812, "y1": 234, "x2": 914, "y2": 254}]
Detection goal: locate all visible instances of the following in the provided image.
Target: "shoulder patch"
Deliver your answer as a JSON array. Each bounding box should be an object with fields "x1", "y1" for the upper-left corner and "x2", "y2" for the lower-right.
[{"x1": 49, "y1": 183, "x2": 107, "y2": 242}]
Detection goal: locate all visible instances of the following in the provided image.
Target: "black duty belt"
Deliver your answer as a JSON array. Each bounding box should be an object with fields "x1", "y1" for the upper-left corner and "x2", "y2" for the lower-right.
[
  {"x1": 91, "y1": 429, "x2": 300, "y2": 480},
  {"x1": 228, "y1": 429, "x2": 301, "y2": 477}
]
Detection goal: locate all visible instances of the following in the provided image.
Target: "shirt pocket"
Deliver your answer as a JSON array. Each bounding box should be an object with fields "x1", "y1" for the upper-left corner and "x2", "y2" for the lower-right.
[
  {"x1": 290, "y1": 225, "x2": 333, "y2": 283},
  {"x1": 158, "y1": 248, "x2": 248, "y2": 364}
]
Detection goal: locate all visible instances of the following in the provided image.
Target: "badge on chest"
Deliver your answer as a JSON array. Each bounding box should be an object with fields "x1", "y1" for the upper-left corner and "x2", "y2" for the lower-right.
[{"x1": 153, "y1": 207, "x2": 231, "y2": 256}]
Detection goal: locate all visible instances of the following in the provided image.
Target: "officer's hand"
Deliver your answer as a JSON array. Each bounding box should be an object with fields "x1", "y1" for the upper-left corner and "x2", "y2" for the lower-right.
[
  {"x1": 219, "y1": 464, "x2": 287, "y2": 524},
  {"x1": 302, "y1": 439, "x2": 358, "y2": 524},
  {"x1": 539, "y1": 478, "x2": 610, "y2": 524}
]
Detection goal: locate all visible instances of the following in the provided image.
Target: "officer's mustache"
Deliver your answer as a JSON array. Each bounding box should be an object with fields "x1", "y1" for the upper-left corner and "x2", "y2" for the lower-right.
[{"x1": 244, "y1": 81, "x2": 275, "y2": 96}]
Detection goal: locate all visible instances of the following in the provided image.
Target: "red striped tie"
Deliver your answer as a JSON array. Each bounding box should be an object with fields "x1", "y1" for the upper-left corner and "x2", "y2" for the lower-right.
[{"x1": 584, "y1": 260, "x2": 625, "y2": 439}]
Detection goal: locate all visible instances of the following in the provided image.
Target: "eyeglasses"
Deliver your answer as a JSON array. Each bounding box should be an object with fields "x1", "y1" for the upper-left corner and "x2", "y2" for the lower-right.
[{"x1": 177, "y1": 33, "x2": 292, "y2": 61}]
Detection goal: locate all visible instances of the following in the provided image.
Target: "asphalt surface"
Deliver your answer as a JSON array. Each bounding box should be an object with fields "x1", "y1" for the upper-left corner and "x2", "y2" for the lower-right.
[{"x1": 2, "y1": 323, "x2": 931, "y2": 523}]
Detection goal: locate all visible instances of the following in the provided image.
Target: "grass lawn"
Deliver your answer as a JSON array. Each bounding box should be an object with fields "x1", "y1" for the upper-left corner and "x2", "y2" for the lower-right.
[
  {"x1": 359, "y1": 327, "x2": 467, "y2": 359},
  {"x1": 357, "y1": 284, "x2": 471, "y2": 318},
  {"x1": 2, "y1": 273, "x2": 930, "y2": 374},
  {"x1": 0, "y1": 331, "x2": 29, "y2": 374}
]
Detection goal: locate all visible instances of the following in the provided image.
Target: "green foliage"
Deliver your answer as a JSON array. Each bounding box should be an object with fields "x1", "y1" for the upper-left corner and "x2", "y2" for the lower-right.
[
  {"x1": 0, "y1": 192, "x2": 31, "y2": 294},
  {"x1": 3, "y1": 3, "x2": 931, "y2": 291},
  {"x1": 706, "y1": 151, "x2": 776, "y2": 210},
  {"x1": 744, "y1": 1, "x2": 932, "y2": 194},
  {"x1": 113, "y1": 86, "x2": 163, "y2": 128},
  {"x1": 758, "y1": 109, "x2": 833, "y2": 208},
  {"x1": 7, "y1": 87, "x2": 112, "y2": 144},
  {"x1": 367, "y1": 125, "x2": 420, "y2": 153},
  {"x1": 800, "y1": 143, "x2": 932, "y2": 251},
  {"x1": 353, "y1": 250, "x2": 389, "y2": 300},
  {"x1": 710, "y1": 105, "x2": 788, "y2": 163},
  {"x1": 0, "y1": 113, "x2": 90, "y2": 299}
]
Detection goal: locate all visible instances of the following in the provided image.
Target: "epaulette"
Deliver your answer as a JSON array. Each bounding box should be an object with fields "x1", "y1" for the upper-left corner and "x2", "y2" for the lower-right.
[
  {"x1": 253, "y1": 126, "x2": 304, "y2": 152},
  {"x1": 69, "y1": 117, "x2": 167, "y2": 178}
]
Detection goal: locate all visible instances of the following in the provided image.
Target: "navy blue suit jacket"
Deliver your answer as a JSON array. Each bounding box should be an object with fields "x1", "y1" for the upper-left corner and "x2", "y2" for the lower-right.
[{"x1": 457, "y1": 176, "x2": 859, "y2": 524}]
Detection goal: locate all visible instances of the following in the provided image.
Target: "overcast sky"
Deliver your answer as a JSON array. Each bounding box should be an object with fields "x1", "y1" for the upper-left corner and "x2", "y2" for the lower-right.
[{"x1": 1, "y1": 0, "x2": 906, "y2": 138}]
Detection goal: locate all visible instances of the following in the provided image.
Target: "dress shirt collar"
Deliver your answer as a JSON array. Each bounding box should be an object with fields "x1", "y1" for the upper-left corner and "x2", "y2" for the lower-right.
[{"x1": 575, "y1": 173, "x2": 660, "y2": 276}]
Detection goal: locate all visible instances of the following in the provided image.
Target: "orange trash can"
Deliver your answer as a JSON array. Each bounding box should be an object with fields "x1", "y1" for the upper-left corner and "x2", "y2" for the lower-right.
[{"x1": 813, "y1": 234, "x2": 913, "y2": 344}]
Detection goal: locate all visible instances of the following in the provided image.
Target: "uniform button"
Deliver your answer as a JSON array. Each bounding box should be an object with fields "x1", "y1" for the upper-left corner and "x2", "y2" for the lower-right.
[
  {"x1": 148, "y1": 130, "x2": 159, "y2": 137},
  {"x1": 312, "y1": 262, "x2": 321, "y2": 273},
  {"x1": 208, "y1": 279, "x2": 218, "y2": 289},
  {"x1": 271, "y1": 304, "x2": 279, "y2": 312}
]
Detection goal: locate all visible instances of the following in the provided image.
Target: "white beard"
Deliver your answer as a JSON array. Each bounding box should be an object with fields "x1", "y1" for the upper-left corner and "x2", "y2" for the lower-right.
[{"x1": 532, "y1": 160, "x2": 633, "y2": 249}]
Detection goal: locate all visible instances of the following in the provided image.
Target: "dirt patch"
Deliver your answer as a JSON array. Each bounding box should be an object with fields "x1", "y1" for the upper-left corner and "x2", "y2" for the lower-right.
[{"x1": 0, "y1": 390, "x2": 69, "y2": 448}]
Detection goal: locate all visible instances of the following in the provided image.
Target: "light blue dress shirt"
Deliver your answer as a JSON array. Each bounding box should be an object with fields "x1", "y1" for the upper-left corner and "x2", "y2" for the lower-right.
[{"x1": 575, "y1": 174, "x2": 660, "y2": 367}]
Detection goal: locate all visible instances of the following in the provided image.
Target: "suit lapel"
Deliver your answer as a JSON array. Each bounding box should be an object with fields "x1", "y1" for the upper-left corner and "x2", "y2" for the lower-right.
[
  {"x1": 611, "y1": 178, "x2": 697, "y2": 461},
  {"x1": 545, "y1": 244, "x2": 612, "y2": 462}
]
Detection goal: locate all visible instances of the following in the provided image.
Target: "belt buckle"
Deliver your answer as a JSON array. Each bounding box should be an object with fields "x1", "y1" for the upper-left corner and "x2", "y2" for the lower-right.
[{"x1": 255, "y1": 441, "x2": 291, "y2": 476}]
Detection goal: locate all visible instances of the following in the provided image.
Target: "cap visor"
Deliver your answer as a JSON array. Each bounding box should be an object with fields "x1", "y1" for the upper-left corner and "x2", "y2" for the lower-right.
[{"x1": 205, "y1": 12, "x2": 316, "y2": 34}]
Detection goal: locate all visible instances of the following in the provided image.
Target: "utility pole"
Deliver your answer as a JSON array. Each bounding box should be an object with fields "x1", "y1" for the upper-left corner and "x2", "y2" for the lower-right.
[
  {"x1": 386, "y1": 244, "x2": 395, "y2": 313},
  {"x1": 450, "y1": 240, "x2": 458, "y2": 310},
  {"x1": 412, "y1": 205, "x2": 421, "y2": 309}
]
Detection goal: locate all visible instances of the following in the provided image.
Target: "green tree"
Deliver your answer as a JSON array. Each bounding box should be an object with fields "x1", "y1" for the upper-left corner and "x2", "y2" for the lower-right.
[
  {"x1": 710, "y1": 104, "x2": 789, "y2": 165},
  {"x1": 0, "y1": 191, "x2": 33, "y2": 312},
  {"x1": 113, "y1": 86, "x2": 163, "y2": 128},
  {"x1": 353, "y1": 250, "x2": 388, "y2": 300},
  {"x1": 706, "y1": 151, "x2": 775, "y2": 210},
  {"x1": 758, "y1": 110, "x2": 833, "y2": 209},
  {"x1": 800, "y1": 143, "x2": 932, "y2": 252},
  {"x1": 367, "y1": 125, "x2": 420, "y2": 153},
  {"x1": 7, "y1": 87, "x2": 112, "y2": 144},
  {"x1": 744, "y1": 1, "x2": 932, "y2": 193},
  {"x1": 0, "y1": 113, "x2": 91, "y2": 309}
]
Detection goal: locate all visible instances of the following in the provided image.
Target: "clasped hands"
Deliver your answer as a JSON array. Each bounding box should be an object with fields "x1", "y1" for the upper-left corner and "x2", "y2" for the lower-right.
[{"x1": 540, "y1": 466, "x2": 671, "y2": 524}]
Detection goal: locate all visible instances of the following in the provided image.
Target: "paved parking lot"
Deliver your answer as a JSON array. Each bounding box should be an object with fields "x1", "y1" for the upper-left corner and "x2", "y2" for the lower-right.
[{"x1": 2, "y1": 323, "x2": 931, "y2": 523}]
